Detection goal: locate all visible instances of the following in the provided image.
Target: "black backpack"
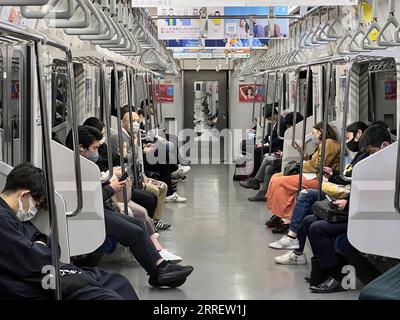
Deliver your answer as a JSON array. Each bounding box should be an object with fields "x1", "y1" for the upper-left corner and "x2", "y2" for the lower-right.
[{"x1": 283, "y1": 161, "x2": 300, "y2": 176}]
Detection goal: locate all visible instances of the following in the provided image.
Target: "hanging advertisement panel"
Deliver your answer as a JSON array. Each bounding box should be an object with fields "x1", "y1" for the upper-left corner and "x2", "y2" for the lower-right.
[
  {"x1": 134, "y1": 1, "x2": 357, "y2": 7},
  {"x1": 158, "y1": 7, "x2": 224, "y2": 40},
  {"x1": 156, "y1": 84, "x2": 175, "y2": 103},
  {"x1": 158, "y1": 6, "x2": 288, "y2": 41},
  {"x1": 239, "y1": 84, "x2": 265, "y2": 102}
]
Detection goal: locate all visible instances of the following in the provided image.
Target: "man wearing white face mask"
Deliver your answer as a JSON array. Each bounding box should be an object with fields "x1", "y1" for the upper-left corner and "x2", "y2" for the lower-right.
[{"x1": 0, "y1": 163, "x2": 140, "y2": 299}]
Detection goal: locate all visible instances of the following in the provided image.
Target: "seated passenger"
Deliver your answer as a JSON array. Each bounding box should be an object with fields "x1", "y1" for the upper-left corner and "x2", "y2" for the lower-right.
[
  {"x1": 109, "y1": 112, "x2": 176, "y2": 226},
  {"x1": 68, "y1": 126, "x2": 194, "y2": 287},
  {"x1": 66, "y1": 122, "x2": 162, "y2": 229},
  {"x1": 137, "y1": 105, "x2": 190, "y2": 176},
  {"x1": 244, "y1": 112, "x2": 304, "y2": 201},
  {"x1": 248, "y1": 103, "x2": 288, "y2": 179},
  {"x1": 265, "y1": 122, "x2": 341, "y2": 228},
  {"x1": 0, "y1": 163, "x2": 138, "y2": 300},
  {"x1": 268, "y1": 121, "x2": 368, "y2": 255},
  {"x1": 82, "y1": 117, "x2": 181, "y2": 261},
  {"x1": 114, "y1": 111, "x2": 187, "y2": 204},
  {"x1": 269, "y1": 125, "x2": 390, "y2": 291},
  {"x1": 307, "y1": 126, "x2": 392, "y2": 293}
]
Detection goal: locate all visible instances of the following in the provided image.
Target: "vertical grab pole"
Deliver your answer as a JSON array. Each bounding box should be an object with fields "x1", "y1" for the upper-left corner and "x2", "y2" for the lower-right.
[
  {"x1": 261, "y1": 72, "x2": 270, "y2": 158},
  {"x1": 157, "y1": 77, "x2": 163, "y2": 126},
  {"x1": 141, "y1": 72, "x2": 150, "y2": 132},
  {"x1": 297, "y1": 66, "x2": 311, "y2": 195},
  {"x1": 112, "y1": 63, "x2": 129, "y2": 216},
  {"x1": 339, "y1": 58, "x2": 354, "y2": 182},
  {"x1": 150, "y1": 74, "x2": 159, "y2": 134},
  {"x1": 100, "y1": 60, "x2": 114, "y2": 181},
  {"x1": 251, "y1": 75, "x2": 257, "y2": 124},
  {"x1": 144, "y1": 72, "x2": 152, "y2": 130},
  {"x1": 65, "y1": 50, "x2": 83, "y2": 217},
  {"x1": 317, "y1": 62, "x2": 333, "y2": 201},
  {"x1": 258, "y1": 74, "x2": 265, "y2": 127},
  {"x1": 277, "y1": 72, "x2": 285, "y2": 140},
  {"x1": 34, "y1": 42, "x2": 62, "y2": 300},
  {"x1": 126, "y1": 67, "x2": 139, "y2": 189},
  {"x1": 132, "y1": 69, "x2": 138, "y2": 112},
  {"x1": 268, "y1": 70, "x2": 278, "y2": 156},
  {"x1": 291, "y1": 70, "x2": 300, "y2": 150}
]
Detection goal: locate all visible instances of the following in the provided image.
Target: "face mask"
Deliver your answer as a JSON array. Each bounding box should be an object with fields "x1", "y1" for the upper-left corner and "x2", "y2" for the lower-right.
[
  {"x1": 17, "y1": 194, "x2": 38, "y2": 222},
  {"x1": 346, "y1": 138, "x2": 359, "y2": 152},
  {"x1": 311, "y1": 135, "x2": 320, "y2": 145},
  {"x1": 87, "y1": 151, "x2": 99, "y2": 162},
  {"x1": 131, "y1": 121, "x2": 140, "y2": 133},
  {"x1": 99, "y1": 137, "x2": 106, "y2": 145}
]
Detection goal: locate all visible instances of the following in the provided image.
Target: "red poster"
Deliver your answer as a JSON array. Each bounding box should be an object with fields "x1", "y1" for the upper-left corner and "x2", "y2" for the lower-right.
[
  {"x1": 385, "y1": 80, "x2": 397, "y2": 100},
  {"x1": 239, "y1": 84, "x2": 264, "y2": 102},
  {"x1": 156, "y1": 84, "x2": 174, "y2": 103}
]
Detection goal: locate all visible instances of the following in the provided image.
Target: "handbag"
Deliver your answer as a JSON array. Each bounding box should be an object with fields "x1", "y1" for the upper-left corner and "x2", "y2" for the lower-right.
[
  {"x1": 283, "y1": 161, "x2": 300, "y2": 176},
  {"x1": 312, "y1": 199, "x2": 348, "y2": 223}
]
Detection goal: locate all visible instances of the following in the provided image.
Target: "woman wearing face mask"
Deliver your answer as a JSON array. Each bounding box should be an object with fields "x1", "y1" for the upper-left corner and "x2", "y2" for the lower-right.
[{"x1": 265, "y1": 122, "x2": 341, "y2": 229}]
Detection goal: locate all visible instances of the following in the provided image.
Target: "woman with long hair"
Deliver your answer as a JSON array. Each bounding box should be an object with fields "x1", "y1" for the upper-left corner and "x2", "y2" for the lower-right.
[{"x1": 238, "y1": 18, "x2": 249, "y2": 38}]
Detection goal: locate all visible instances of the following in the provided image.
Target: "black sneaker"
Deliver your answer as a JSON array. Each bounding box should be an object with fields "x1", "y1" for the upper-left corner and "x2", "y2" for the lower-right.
[
  {"x1": 154, "y1": 220, "x2": 171, "y2": 231},
  {"x1": 248, "y1": 191, "x2": 266, "y2": 202},
  {"x1": 239, "y1": 178, "x2": 260, "y2": 190},
  {"x1": 148, "y1": 277, "x2": 187, "y2": 288},
  {"x1": 272, "y1": 222, "x2": 289, "y2": 234},
  {"x1": 265, "y1": 215, "x2": 281, "y2": 228},
  {"x1": 157, "y1": 263, "x2": 194, "y2": 285}
]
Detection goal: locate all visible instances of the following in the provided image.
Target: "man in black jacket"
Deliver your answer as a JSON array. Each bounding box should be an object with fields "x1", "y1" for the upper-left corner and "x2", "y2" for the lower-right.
[{"x1": 0, "y1": 163, "x2": 139, "y2": 300}]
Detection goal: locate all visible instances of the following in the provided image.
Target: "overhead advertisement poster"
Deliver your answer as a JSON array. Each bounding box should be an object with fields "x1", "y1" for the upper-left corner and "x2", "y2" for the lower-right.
[
  {"x1": 135, "y1": 1, "x2": 357, "y2": 6},
  {"x1": 159, "y1": 6, "x2": 288, "y2": 48},
  {"x1": 239, "y1": 84, "x2": 265, "y2": 102},
  {"x1": 158, "y1": 7, "x2": 224, "y2": 40},
  {"x1": 156, "y1": 84, "x2": 175, "y2": 103}
]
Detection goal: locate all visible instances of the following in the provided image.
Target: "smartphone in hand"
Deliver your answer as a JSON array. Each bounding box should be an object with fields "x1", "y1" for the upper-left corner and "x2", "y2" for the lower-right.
[
  {"x1": 326, "y1": 195, "x2": 337, "y2": 203},
  {"x1": 118, "y1": 171, "x2": 129, "y2": 182}
]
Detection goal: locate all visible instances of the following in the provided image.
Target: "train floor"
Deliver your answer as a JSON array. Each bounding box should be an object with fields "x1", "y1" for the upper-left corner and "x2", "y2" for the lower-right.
[{"x1": 100, "y1": 165, "x2": 362, "y2": 300}]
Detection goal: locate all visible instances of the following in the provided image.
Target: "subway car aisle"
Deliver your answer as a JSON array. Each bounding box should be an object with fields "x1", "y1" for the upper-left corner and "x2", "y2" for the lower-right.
[{"x1": 100, "y1": 165, "x2": 360, "y2": 300}]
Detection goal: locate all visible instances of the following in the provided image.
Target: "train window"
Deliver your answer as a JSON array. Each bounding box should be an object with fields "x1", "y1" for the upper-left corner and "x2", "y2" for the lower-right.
[
  {"x1": 10, "y1": 50, "x2": 24, "y2": 166},
  {"x1": 52, "y1": 72, "x2": 68, "y2": 128},
  {"x1": 362, "y1": 60, "x2": 397, "y2": 133}
]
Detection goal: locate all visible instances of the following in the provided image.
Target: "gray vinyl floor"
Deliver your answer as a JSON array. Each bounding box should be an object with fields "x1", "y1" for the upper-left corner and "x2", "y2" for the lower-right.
[{"x1": 100, "y1": 165, "x2": 361, "y2": 300}]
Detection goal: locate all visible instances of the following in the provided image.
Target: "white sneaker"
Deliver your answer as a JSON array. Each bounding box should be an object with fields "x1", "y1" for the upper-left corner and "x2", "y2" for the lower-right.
[
  {"x1": 171, "y1": 168, "x2": 183, "y2": 179},
  {"x1": 275, "y1": 251, "x2": 307, "y2": 265},
  {"x1": 179, "y1": 165, "x2": 191, "y2": 175},
  {"x1": 268, "y1": 235, "x2": 300, "y2": 250},
  {"x1": 165, "y1": 193, "x2": 187, "y2": 203},
  {"x1": 159, "y1": 249, "x2": 182, "y2": 263}
]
